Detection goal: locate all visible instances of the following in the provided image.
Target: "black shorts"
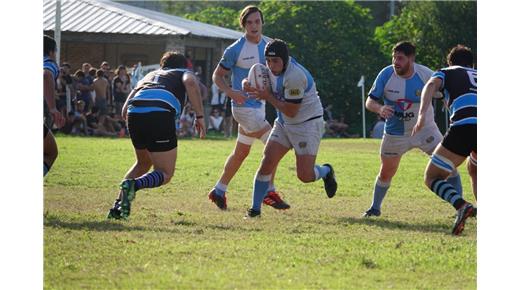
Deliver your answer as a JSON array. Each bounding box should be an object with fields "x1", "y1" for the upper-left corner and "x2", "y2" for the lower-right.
[
  {"x1": 127, "y1": 111, "x2": 177, "y2": 152},
  {"x1": 441, "y1": 124, "x2": 477, "y2": 157},
  {"x1": 44, "y1": 123, "x2": 49, "y2": 138}
]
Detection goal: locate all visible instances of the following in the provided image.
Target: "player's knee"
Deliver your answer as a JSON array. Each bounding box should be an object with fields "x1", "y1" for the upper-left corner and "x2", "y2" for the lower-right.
[{"x1": 378, "y1": 172, "x2": 394, "y2": 183}]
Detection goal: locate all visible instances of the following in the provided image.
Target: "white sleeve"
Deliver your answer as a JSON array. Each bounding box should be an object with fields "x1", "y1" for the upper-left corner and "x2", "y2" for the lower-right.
[{"x1": 283, "y1": 69, "x2": 306, "y2": 102}]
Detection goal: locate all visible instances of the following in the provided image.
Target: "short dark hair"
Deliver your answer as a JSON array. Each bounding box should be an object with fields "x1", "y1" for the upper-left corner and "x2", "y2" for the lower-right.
[
  {"x1": 96, "y1": 69, "x2": 104, "y2": 77},
  {"x1": 61, "y1": 62, "x2": 71, "y2": 69},
  {"x1": 239, "y1": 5, "x2": 264, "y2": 29},
  {"x1": 44, "y1": 35, "x2": 57, "y2": 56},
  {"x1": 74, "y1": 70, "x2": 85, "y2": 78},
  {"x1": 392, "y1": 41, "x2": 416, "y2": 56},
  {"x1": 447, "y1": 45, "x2": 474, "y2": 67},
  {"x1": 160, "y1": 51, "x2": 187, "y2": 69}
]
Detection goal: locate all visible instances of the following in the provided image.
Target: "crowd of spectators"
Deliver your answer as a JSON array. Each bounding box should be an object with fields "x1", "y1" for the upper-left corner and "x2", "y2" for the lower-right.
[{"x1": 51, "y1": 61, "x2": 364, "y2": 139}]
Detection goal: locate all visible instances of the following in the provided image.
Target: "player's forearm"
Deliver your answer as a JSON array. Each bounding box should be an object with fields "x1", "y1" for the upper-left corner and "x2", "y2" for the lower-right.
[
  {"x1": 212, "y1": 68, "x2": 233, "y2": 95},
  {"x1": 265, "y1": 94, "x2": 299, "y2": 118},
  {"x1": 365, "y1": 98, "x2": 382, "y2": 114},
  {"x1": 418, "y1": 81, "x2": 437, "y2": 117},
  {"x1": 185, "y1": 82, "x2": 204, "y2": 117}
]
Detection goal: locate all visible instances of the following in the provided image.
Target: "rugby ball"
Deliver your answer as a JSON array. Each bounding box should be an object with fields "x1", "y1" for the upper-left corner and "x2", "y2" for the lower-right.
[{"x1": 247, "y1": 63, "x2": 271, "y2": 91}]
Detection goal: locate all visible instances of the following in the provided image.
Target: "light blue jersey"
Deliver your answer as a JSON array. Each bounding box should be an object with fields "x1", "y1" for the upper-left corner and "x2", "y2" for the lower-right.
[
  {"x1": 368, "y1": 63, "x2": 435, "y2": 136},
  {"x1": 218, "y1": 35, "x2": 270, "y2": 109}
]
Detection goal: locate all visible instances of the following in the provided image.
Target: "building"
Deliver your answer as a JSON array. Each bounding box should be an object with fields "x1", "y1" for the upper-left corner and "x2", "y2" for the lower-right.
[{"x1": 43, "y1": 0, "x2": 243, "y2": 85}]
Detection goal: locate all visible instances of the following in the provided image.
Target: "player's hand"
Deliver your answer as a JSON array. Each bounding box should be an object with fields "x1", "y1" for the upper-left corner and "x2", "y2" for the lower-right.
[
  {"x1": 50, "y1": 108, "x2": 65, "y2": 128},
  {"x1": 412, "y1": 115, "x2": 425, "y2": 136},
  {"x1": 247, "y1": 87, "x2": 270, "y2": 101},
  {"x1": 378, "y1": 105, "x2": 394, "y2": 119},
  {"x1": 194, "y1": 117, "x2": 206, "y2": 139},
  {"x1": 242, "y1": 79, "x2": 254, "y2": 93},
  {"x1": 228, "y1": 90, "x2": 247, "y2": 105}
]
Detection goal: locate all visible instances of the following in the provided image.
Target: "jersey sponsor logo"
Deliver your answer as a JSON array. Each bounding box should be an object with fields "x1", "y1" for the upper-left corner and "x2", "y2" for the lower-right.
[
  {"x1": 394, "y1": 111, "x2": 415, "y2": 121},
  {"x1": 386, "y1": 89, "x2": 400, "y2": 94},
  {"x1": 396, "y1": 98, "x2": 413, "y2": 111},
  {"x1": 242, "y1": 56, "x2": 255, "y2": 61},
  {"x1": 415, "y1": 90, "x2": 422, "y2": 97},
  {"x1": 289, "y1": 89, "x2": 301, "y2": 96}
]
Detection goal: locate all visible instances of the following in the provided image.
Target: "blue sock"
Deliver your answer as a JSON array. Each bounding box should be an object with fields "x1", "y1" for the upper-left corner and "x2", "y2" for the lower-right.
[
  {"x1": 252, "y1": 174, "x2": 271, "y2": 211},
  {"x1": 134, "y1": 170, "x2": 165, "y2": 191},
  {"x1": 313, "y1": 165, "x2": 331, "y2": 181},
  {"x1": 214, "y1": 181, "x2": 227, "y2": 197},
  {"x1": 430, "y1": 179, "x2": 465, "y2": 210},
  {"x1": 370, "y1": 177, "x2": 390, "y2": 211},
  {"x1": 44, "y1": 162, "x2": 50, "y2": 177},
  {"x1": 447, "y1": 173, "x2": 463, "y2": 198}
]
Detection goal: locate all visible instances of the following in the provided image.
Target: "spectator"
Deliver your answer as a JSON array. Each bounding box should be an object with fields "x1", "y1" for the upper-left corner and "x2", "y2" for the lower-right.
[
  {"x1": 179, "y1": 103, "x2": 195, "y2": 138},
  {"x1": 210, "y1": 82, "x2": 226, "y2": 111},
  {"x1": 370, "y1": 117, "x2": 385, "y2": 139},
  {"x1": 208, "y1": 108, "x2": 224, "y2": 133},
  {"x1": 93, "y1": 69, "x2": 110, "y2": 115},
  {"x1": 112, "y1": 65, "x2": 131, "y2": 117},
  {"x1": 56, "y1": 63, "x2": 74, "y2": 115},
  {"x1": 324, "y1": 104, "x2": 334, "y2": 121},
  {"x1": 74, "y1": 70, "x2": 93, "y2": 112},
  {"x1": 82, "y1": 63, "x2": 93, "y2": 83}
]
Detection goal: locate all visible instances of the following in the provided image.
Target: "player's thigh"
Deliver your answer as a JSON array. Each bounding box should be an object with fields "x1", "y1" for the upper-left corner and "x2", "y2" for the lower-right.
[
  {"x1": 44, "y1": 129, "x2": 58, "y2": 156},
  {"x1": 133, "y1": 148, "x2": 152, "y2": 168},
  {"x1": 232, "y1": 105, "x2": 270, "y2": 135},
  {"x1": 286, "y1": 118, "x2": 323, "y2": 156}
]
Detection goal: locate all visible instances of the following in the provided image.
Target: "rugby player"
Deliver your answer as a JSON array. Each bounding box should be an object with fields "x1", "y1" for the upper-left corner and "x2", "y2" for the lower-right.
[
  {"x1": 412, "y1": 45, "x2": 477, "y2": 235},
  {"x1": 363, "y1": 41, "x2": 464, "y2": 217},
  {"x1": 244, "y1": 39, "x2": 337, "y2": 218},
  {"x1": 107, "y1": 51, "x2": 205, "y2": 219},
  {"x1": 208, "y1": 5, "x2": 289, "y2": 210}
]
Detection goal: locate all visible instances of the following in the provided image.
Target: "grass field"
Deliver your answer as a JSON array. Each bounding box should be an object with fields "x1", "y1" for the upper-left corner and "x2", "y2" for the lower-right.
[{"x1": 44, "y1": 136, "x2": 476, "y2": 289}]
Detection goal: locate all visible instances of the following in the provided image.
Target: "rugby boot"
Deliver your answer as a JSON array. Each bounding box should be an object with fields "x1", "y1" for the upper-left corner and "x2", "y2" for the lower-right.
[
  {"x1": 452, "y1": 202, "x2": 475, "y2": 235},
  {"x1": 120, "y1": 179, "x2": 136, "y2": 219},
  {"x1": 263, "y1": 191, "x2": 291, "y2": 210},
  {"x1": 362, "y1": 207, "x2": 381, "y2": 218},
  {"x1": 107, "y1": 199, "x2": 123, "y2": 219},
  {"x1": 323, "y1": 164, "x2": 337, "y2": 198},
  {"x1": 244, "y1": 208, "x2": 261, "y2": 219},
  {"x1": 208, "y1": 188, "x2": 227, "y2": 210}
]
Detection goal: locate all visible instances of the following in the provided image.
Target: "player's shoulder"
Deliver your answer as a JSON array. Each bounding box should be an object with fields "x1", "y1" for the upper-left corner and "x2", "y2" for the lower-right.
[
  {"x1": 375, "y1": 65, "x2": 395, "y2": 82},
  {"x1": 414, "y1": 63, "x2": 434, "y2": 82},
  {"x1": 226, "y1": 35, "x2": 247, "y2": 50}
]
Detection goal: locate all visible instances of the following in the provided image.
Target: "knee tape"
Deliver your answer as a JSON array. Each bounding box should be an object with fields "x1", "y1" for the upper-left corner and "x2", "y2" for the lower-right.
[{"x1": 237, "y1": 132, "x2": 255, "y2": 145}]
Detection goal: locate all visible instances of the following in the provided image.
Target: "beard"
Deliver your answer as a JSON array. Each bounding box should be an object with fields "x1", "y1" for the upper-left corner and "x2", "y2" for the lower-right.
[{"x1": 394, "y1": 63, "x2": 411, "y2": 76}]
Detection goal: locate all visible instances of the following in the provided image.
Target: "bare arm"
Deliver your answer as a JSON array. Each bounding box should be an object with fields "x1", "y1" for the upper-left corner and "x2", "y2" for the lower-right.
[
  {"x1": 246, "y1": 84, "x2": 300, "y2": 118},
  {"x1": 44, "y1": 70, "x2": 65, "y2": 128},
  {"x1": 212, "y1": 66, "x2": 246, "y2": 105},
  {"x1": 366, "y1": 97, "x2": 394, "y2": 119},
  {"x1": 412, "y1": 77, "x2": 442, "y2": 136},
  {"x1": 183, "y1": 73, "x2": 206, "y2": 139}
]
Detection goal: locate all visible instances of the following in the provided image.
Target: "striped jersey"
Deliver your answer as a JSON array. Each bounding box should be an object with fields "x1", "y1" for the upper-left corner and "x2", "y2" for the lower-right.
[
  {"x1": 369, "y1": 63, "x2": 435, "y2": 136},
  {"x1": 432, "y1": 66, "x2": 477, "y2": 127},
  {"x1": 218, "y1": 35, "x2": 270, "y2": 109},
  {"x1": 43, "y1": 56, "x2": 59, "y2": 83},
  {"x1": 128, "y1": 68, "x2": 189, "y2": 117},
  {"x1": 270, "y1": 57, "x2": 323, "y2": 125}
]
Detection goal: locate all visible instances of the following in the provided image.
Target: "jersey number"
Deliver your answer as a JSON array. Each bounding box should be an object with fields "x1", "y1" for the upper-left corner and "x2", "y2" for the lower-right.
[{"x1": 466, "y1": 70, "x2": 477, "y2": 88}]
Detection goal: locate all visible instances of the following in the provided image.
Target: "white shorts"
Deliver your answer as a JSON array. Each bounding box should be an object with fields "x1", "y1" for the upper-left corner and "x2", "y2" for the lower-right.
[
  {"x1": 232, "y1": 105, "x2": 270, "y2": 134},
  {"x1": 380, "y1": 125, "x2": 442, "y2": 157},
  {"x1": 269, "y1": 117, "x2": 323, "y2": 156}
]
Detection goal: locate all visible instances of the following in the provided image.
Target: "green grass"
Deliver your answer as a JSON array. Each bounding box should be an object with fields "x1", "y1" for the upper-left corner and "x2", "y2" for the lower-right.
[{"x1": 44, "y1": 136, "x2": 476, "y2": 289}]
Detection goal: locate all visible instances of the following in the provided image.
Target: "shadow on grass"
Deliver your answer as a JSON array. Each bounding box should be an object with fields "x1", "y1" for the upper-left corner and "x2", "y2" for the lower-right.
[
  {"x1": 44, "y1": 215, "x2": 182, "y2": 234},
  {"x1": 339, "y1": 216, "x2": 450, "y2": 234}
]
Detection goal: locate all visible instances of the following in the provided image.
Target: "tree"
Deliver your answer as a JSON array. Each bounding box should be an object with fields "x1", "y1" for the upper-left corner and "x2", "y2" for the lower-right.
[
  {"x1": 184, "y1": 6, "x2": 241, "y2": 30},
  {"x1": 259, "y1": 1, "x2": 386, "y2": 135},
  {"x1": 374, "y1": 1, "x2": 477, "y2": 69},
  {"x1": 374, "y1": 1, "x2": 476, "y2": 132}
]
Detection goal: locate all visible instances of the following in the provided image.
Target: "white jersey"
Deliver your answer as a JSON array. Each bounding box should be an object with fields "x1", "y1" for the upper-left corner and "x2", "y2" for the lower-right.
[{"x1": 270, "y1": 57, "x2": 323, "y2": 125}]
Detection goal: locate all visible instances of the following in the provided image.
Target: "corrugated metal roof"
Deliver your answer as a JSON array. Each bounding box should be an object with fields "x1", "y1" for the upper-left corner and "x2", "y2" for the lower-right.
[{"x1": 43, "y1": 0, "x2": 243, "y2": 40}]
